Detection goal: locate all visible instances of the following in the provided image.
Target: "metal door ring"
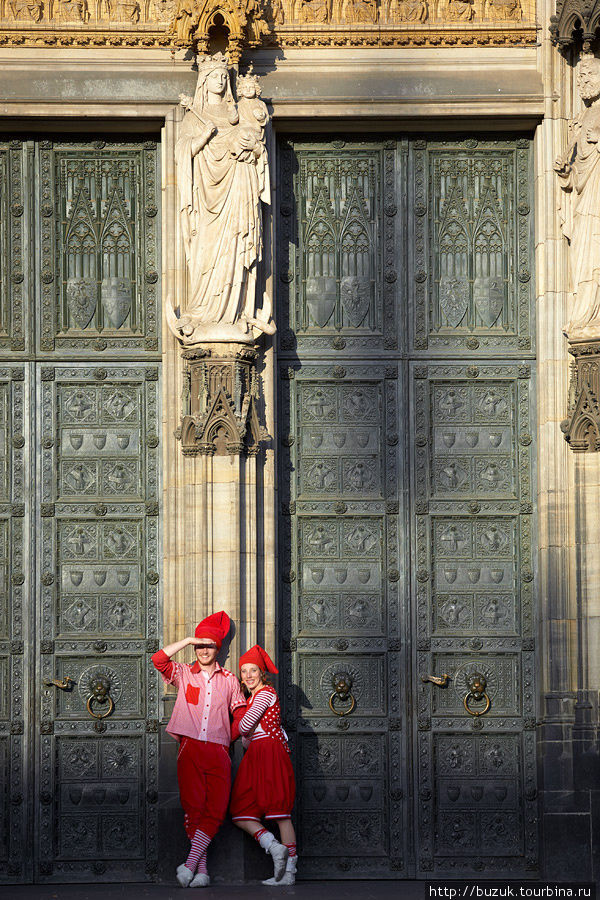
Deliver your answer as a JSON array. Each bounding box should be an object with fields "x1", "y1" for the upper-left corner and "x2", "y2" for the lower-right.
[
  {"x1": 329, "y1": 692, "x2": 356, "y2": 717},
  {"x1": 463, "y1": 691, "x2": 491, "y2": 717},
  {"x1": 87, "y1": 694, "x2": 114, "y2": 719},
  {"x1": 86, "y1": 674, "x2": 114, "y2": 719}
]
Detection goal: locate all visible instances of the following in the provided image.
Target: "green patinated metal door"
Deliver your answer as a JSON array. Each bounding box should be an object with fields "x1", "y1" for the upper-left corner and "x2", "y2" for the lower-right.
[
  {"x1": 0, "y1": 139, "x2": 161, "y2": 883},
  {"x1": 277, "y1": 136, "x2": 538, "y2": 878}
]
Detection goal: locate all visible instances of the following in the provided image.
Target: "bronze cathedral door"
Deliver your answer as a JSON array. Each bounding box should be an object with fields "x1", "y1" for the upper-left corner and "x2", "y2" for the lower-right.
[
  {"x1": 277, "y1": 136, "x2": 538, "y2": 878},
  {"x1": 0, "y1": 139, "x2": 161, "y2": 883}
]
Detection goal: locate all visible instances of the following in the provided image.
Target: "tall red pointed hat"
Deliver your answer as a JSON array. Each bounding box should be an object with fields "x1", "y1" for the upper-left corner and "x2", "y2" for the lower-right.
[
  {"x1": 239, "y1": 644, "x2": 278, "y2": 673},
  {"x1": 194, "y1": 611, "x2": 231, "y2": 649}
]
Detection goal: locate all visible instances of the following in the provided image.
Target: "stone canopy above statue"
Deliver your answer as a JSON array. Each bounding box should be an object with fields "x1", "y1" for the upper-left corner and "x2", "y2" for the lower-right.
[{"x1": 550, "y1": 0, "x2": 600, "y2": 48}]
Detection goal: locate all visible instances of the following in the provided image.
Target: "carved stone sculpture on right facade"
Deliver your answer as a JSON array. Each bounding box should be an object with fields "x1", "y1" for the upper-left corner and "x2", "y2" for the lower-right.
[{"x1": 555, "y1": 53, "x2": 600, "y2": 338}]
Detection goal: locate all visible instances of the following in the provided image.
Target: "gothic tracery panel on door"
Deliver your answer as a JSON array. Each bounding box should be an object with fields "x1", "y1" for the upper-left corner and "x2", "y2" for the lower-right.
[
  {"x1": 37, "y1": 365, "x2": 160, "y2": 881},
  {"x1": 410, "y1": 140, "x2": 533, "y2": 354},
  {"x1": 38, "y1": 142, "x2": 160, "y2": 355},
  {"x1": 278, "y1": 139, "x2": 400, "y2": 355}
]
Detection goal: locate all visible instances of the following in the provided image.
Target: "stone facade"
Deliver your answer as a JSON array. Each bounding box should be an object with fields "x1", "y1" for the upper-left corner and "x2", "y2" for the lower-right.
[{"x1": 0, "y1": 0, "x2": 598, "y2": 881}]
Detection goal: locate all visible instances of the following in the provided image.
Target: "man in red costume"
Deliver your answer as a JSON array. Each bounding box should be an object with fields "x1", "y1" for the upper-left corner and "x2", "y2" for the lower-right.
[{"x1": 152, "y1": 611, "x2": 246, "y2": 887}]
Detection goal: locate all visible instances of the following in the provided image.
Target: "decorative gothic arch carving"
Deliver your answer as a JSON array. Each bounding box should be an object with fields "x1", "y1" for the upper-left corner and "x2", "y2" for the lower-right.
[
  {"x1": 178, "y1": 347, "x2": 267, "y2": 456},
  {"x1": 561, "y1": 345, "x2": 600, "y2": 451},
  {"x1": 170, "y1": 0, "x2": 271, "y2": 60}
]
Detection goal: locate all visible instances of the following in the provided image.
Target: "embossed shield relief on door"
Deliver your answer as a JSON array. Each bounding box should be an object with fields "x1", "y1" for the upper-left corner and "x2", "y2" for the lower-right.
[
  {"x1": 340, "y1": 276, "x2": 370, "y2": 328},
  {"x1": 67, "y1": 277, "x2": 97, "y2": 330},
  {"x1": 306, "y1": 276, "x2": 337, "y2": 327},
  {"x1": 439, "y1": 276, "x2": 469, "y2": 327},
  {"x1": 101, "y1": 277, "x2": 132, "y2": 329}
]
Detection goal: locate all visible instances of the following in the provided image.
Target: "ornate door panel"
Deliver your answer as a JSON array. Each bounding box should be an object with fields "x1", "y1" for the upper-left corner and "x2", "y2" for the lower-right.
[
  {"x1": 36, "y1": 364, "x2": 160, "y2": 881},
  {"x1": 0, "y1": 139, "x2": 161, "y2": 885},
  {"x1": 409, "y1": 139, "x2": 536, "y2": 877},
  {"x1": 0, "y1": 366, "x2": 29, "y2": 880},
  {"x1": 37, "y1": 141, "x2": 160, "y2": 355},
  {"x1": 277, "y1": 136, "x2": 536, "y2": 879},
  {"x1": 410, "y1": 139, "x2": 533, "y2": 356},
  {"x1": 278, "y1": 139, "x2": 409, "y2": 879},
  {"x1": 0, "y1": 144, "x2": 27, "y2": 352},
  {"x1": 412, "y1": 363, "x2": 537, "y2": 876},
  {"x1": 277, "y1": 139, "x2": 400, "y2": 356}
]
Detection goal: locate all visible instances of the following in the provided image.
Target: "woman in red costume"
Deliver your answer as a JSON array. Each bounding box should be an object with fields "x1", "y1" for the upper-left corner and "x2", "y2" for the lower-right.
[
  {"x1": 152, "y1": 611, "x2": 246, "y2": 888},
  {"x1": 230, "y1": 645, "x2": 297, "y2": 885}
]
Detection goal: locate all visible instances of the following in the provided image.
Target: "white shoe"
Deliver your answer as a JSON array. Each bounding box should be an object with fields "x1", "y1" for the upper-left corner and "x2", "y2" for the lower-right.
[
  {"x1": 176, "y1": 863, "x2": 194, "y2": 887},
  {"x1": 189, "y1": 873, "x2": 210, "y2": 887},
  {"x1": 263, "y1": 855, "x2": 297, "y2": 886},
  {"x1": 267, "y1": 840, "x2": 289, "y2": 881}
]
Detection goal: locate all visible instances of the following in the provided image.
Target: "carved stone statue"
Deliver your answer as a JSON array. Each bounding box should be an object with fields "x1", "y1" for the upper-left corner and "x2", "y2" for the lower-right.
[
  {"x1": 445, "y1": 0, "x2": 473, "y2": 19},
  {"x1": 297, "y1": 0, "x2": 329, "y2": 22},
  {"x1": 341, "y1": 0, "x2": 377, "y2": 22},
  {"x1": 10, "y1": 0, "x2": 43, "y2": 20},
  {"x1": 556, "y1": 54, "x2": 600, "y2": 338},
  {"x1": 169, "y1": 54, "x2": 275, "y2": 345},
  {"x1": 486, "y1": 0, "x2": 521, "y2": 20},
  {"x1": 388, "y1": 0, "x2": 427, "y2": 21}
]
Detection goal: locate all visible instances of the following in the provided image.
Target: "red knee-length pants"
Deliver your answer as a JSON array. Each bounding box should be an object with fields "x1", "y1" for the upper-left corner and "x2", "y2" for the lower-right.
[{"x1": 177, "y1": 737, "x2": 231, "y2": 841}]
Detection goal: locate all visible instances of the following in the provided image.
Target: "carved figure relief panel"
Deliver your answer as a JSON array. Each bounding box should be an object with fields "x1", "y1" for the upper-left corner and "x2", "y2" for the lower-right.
[
  {"x1": 0, "y1": 144, "x2": 26, "y2": 353},
  {"x1": 278, "y1": 347, "x2": 407, "y2": 877},
  {"x1": 38, "y1": 142, "x2": 159, "y2": 356},
  {"x1": 0, "y1": 0, "x2": 537, "y2": 49},
  {"x1": 37, "y1": 364, "x2": 160, "y2": 881},
  {"x1": 278, "y1": 141, "x2": 399, "y2": 355},
  {"x1": 0, "y1": 367, "x2": 27, "y2": 882},
  {"x1": 412, "y1": 361, "x2": 536, "y2": 876},
  {"x1": 411, "y1": 140, "x2": 533, "y2": 355}
]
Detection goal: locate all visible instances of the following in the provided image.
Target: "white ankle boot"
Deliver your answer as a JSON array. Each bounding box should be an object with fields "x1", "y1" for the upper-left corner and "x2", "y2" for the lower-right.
[
  {"x1": 256, "y1": 831, "x2": 289, "y2": 881},
  {"x1": 263, "y1": 854, "x2": 297, "y2": 886},
  {"x1": 189, "y1": 872, "x2": 210, "y2": 887},
  {"x1": 176, "y1": 863, "x2": 194, "y2": 887}
]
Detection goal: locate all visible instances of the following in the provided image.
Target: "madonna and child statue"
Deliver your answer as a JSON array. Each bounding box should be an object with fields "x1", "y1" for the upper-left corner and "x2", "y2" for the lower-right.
[{"x1": 168, "y1": 53, "x2": 276, "y2": 346}]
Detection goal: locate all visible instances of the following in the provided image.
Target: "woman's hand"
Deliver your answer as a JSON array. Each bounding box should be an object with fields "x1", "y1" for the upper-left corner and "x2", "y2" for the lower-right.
[{"x1": 191, "y1": 123, "x2": 217, "y2": 156}]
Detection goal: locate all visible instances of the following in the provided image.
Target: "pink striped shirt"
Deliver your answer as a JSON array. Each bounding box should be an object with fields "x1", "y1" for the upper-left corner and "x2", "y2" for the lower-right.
[{"x1": 152, "y1": 650, "x2": 246, "y2": 746}]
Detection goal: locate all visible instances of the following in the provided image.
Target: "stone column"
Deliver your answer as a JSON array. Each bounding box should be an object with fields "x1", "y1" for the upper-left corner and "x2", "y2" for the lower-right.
[
  {"x1": 158, "y1": 101, "x2": 277, "y2": 883},
  {"x1": 537, "y1": 10, "x2": 600, "y2": 877}
]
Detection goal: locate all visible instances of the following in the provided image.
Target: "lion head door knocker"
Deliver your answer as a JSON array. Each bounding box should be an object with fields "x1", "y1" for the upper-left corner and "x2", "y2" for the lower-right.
[
  {"x1": 463, "y1": 671, "x2": 491, "y2": 717},
  {"x1": 86, "y1": 674, "x2": 114, "y2": 720},
  {"x1": 329, "y1": 671, "x2": 356, "y2": 717}
]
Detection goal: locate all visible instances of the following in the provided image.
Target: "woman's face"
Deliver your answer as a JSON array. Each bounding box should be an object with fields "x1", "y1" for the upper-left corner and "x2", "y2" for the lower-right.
[
  {"x1": 240, "y1": 663, "x2": 263, "y2": 692},
  {"x1": 206, "y1": 68, "x2": 227, "y2": 97}
]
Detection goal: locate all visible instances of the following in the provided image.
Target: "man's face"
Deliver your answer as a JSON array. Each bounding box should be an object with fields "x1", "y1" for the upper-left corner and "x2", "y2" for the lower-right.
[
  {"x1": 195, "y1": 641, "x2": 218, "y2": 667},
  {"x1": 578, "y1": 61, "x2": 600, "y2": 102}
]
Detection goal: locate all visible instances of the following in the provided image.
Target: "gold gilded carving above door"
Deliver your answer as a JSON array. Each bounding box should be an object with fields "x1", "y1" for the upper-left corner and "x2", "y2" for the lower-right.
[{"x1": 0, "y1": 0, "x2": 536, "y2": 48}]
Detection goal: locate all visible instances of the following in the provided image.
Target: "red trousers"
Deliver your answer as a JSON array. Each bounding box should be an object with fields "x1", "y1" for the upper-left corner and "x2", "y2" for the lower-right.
[{"x1": 177, "y1": 738, "x2": 231, "y2": 841}]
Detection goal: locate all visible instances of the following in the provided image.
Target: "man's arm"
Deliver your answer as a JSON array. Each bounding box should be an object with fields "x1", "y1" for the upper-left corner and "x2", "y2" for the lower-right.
[{"x1": 151, "y1": 637, "x2": 198, "y2": 684}]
